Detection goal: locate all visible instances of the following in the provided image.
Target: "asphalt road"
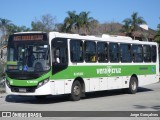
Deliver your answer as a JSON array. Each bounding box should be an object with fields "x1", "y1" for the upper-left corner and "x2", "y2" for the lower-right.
[{"x1": 0, "y1": 82, "x2": 160, "y2": 120}]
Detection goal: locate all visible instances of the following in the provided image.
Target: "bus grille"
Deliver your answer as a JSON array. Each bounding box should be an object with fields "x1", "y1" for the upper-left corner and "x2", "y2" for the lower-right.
[{"x1": 10, "y1": 86, "x2": 36, "y2": 93}]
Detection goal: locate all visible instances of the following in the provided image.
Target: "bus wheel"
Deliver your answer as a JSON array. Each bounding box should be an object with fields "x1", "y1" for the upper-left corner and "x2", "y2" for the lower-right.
[
  {"x1": 70, "y1": 81, "x2": 82, "y2": 101},
  {"x1": 128, "y1": 77, "x2": 138, "y2": 94}
]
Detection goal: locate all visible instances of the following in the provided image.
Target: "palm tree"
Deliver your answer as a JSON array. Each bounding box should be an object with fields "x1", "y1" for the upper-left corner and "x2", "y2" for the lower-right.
[
  {"x1": 62, "y1": 11, "x2": 77, "y2": 33},
  {"x1": 78, "y1": 11, "x2": 94, "y2": 34},
  {"x1": 0, "y1": 18, "x2": 12, "y2": 47},
  {"x1": 122, "y1": 12, "x2": 147, "y2": 39},
  {"x1": 130, "y1": 12, "x2": 146, "y2": 33},
  {"x1": 122, "y1": 18, "x2": 132, "y2": 36},
  {"x1": 154, "y1": 24, "x2": 160, "y2": 43},
  {"x1": 0, "y1": 18, "x2": 11, "y2": 35},
  {"x1": 61, "y1": 11, "x2": 95, "y2": 34}
]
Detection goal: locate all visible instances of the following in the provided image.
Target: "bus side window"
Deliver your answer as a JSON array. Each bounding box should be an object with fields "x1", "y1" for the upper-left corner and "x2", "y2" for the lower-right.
[
  {"x1": 152, "y1": 45, "x2": 157, "y2": 62},
  {"x1": 132, "y1": 45, "x2": 143, "y2": 62},
  {"x1": 84, "y1": 41, "x2": 97, "y2": 62},
  {"x1": 70, "y1": 40, "x2": 83, "y2": 62},
  {"x1": 51, "y1": 38, "x2": 68, "y2": 65},
  {"x1": 97, "y1": 42, "x2": 108, "y2": 62},
  {"x1": 120, "y1": 44, "x2": 132, "y2": 62},
  {"x1": 109, "y1": 43, "x2": 119, "y2": 62},
  {"x1": 143, "y1": 45, "x2": 151, "y2": 62},
  {"x1": 54, "y1": 48, "x2": 60, "y2": 63}
]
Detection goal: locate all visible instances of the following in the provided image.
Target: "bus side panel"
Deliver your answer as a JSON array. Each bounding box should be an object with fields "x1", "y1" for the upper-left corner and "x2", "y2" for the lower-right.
[
  {"x1": 122, "y1": 76, "x2": 130, "y2": 88},
  {"x1": 99, "y1": 77, "x2": 107, "y2": 90},
  {"x1": 64, "y1": 80, "x2": 73, "y2": 94},
  {"x1": 54, "y1": 80, "x2": 65, "y2": 95},
  {"x1": 138, "y1": 75, "x2": 158, "y2": 87},
  {"x1": 84, "y1": 78, "x2": 90, "y2": 92},
  {"x1": 90, "y1": 78, "x2": 100, "y2": 91},
  {"x1": 107, "y1": 77, "x2": 122, "y2": 90}
]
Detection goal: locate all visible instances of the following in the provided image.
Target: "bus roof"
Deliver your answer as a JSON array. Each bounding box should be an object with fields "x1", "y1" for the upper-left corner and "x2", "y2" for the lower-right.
[
  {"x1": 11, "y1": 31, "x2": 157, "y2": 45},
  {"x1": 49, "y1": 32, "x2": 157, "y2": 45},
  {"x1": 13, "y1": 31, "x2": 47, "y2": 34}
]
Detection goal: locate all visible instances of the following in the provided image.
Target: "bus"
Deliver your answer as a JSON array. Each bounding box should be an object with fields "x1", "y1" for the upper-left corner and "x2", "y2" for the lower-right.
[{"x1": 5, "y1": 32, "x2": 159, "y2": 101}]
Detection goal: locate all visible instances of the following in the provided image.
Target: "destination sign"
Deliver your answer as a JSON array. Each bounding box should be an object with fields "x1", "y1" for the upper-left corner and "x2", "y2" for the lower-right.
[{"x1": 13, "y1": 35, "x2": 44, "y2": 41}]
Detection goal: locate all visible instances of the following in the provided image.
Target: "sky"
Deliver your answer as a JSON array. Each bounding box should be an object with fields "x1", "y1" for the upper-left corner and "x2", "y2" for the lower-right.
[{"x1": 0, "y1": 0, "x2": 160, "y2": 30}]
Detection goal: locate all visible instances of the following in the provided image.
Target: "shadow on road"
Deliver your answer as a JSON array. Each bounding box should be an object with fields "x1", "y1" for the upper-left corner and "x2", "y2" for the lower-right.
[
  {"x1": 84, "y1": 87, "x2": 153, "y2": 99},
  {"x1": 5, "y1": 87, "x2": 153, "y2": 104}
]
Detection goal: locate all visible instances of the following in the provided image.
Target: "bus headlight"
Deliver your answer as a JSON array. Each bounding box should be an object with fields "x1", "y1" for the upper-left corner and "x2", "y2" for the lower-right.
[{"x1": 37, "y1": 78, "x2": 49, "y2": 88}]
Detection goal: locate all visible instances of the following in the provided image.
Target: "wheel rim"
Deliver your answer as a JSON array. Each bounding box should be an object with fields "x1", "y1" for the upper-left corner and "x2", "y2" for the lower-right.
[
  {"x1": 131, "y1": 81, "x2": 137, "y2": 90},
  {"x1": 73, "y1": 85, "x2": 80, "y2": 96}
]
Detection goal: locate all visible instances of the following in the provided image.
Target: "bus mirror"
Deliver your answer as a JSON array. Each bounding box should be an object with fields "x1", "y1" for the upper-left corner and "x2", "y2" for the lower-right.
[{"x1": 56, "y1": 57, "x2": 60, "y2": 63}]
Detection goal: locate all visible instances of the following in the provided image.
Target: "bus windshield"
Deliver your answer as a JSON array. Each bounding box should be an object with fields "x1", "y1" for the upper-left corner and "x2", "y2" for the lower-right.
[{"x1": 7, "y1": 43, "x2": 50, "y2": 72}]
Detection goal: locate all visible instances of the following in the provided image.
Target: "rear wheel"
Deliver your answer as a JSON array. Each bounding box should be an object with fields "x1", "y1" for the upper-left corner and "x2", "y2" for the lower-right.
[
  {"x1": 128, "y1": 77, "x2": 138, "y2": 94},
  {"x1": 70, "y1": 81, "x2": 82, "y2": 101}
]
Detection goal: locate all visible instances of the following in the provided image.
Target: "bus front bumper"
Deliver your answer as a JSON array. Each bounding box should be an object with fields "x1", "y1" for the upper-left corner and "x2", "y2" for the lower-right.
[{"x1": 5, "y1": 81, "x2": 54, "y2": 96}]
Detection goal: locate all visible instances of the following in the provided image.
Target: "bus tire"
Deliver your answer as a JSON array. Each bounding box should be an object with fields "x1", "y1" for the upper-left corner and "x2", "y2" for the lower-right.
[
  {"x1": 70, "y1": 80, "x2": 82, "y2": 101},
  {"x1": 128, "y1": 77, "x2": 138, "y2": 94}
]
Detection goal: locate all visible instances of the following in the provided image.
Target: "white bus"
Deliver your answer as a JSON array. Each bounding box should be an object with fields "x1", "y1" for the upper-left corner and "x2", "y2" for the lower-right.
[{"x1": 6, "y1": 32, "x2": 159, "y2": 101}]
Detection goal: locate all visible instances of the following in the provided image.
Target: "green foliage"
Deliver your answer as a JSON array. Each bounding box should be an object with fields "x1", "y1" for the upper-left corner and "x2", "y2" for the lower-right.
[
  {"x1": 122, "y1": 12, "x2": 147, "y2": 37},
  {"x1": 60, "y1": 11, "x2": 95, "y2": 34},
  {"x1": 154, "y1": 23, "x2": 160, "y2": 43}
]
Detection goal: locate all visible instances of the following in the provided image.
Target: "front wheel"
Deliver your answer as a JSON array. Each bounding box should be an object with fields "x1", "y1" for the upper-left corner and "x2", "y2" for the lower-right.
[
  {"x1": 128, "y1": 77, "x2": 138, "y2": 94},
  {"x1": 70, "y1": 81, "x2": 82, "y2": 101}
]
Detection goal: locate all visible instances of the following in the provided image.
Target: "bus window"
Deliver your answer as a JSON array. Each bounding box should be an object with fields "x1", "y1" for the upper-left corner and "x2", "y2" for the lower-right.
[
  {"x1": 84, "y1": 41, "x2": 96, "y2": 62},
  {"x1": 52, "y1": 38, "x2": 68, "y2": 74},
  {"x1": 109, "y1": 43, "x2": 119, "y2": 62},
  {"x1": 97, "y1": 42, "x2": 108, "y2": 62},
  {"x1": 132, "y1": 45, "x2": 143, "y2": 62},
  {"x1": 70, "y1": 40, "x2": 83, "y2": 62},
  {"x1": 143, "y1": 45, "x2": 151, "y2": 62},
  {"x1": 120, "y1": 44, "x2": 132, "y2": 62},
  {"x1": 152, "y1": 45, "x2": 157, "y2": 62}
]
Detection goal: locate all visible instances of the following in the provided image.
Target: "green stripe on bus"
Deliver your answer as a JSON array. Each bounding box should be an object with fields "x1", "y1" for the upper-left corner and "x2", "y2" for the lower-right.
[
  {"x1": 51, "y1": 65, "x2": 156, "y2": 80},
  {"x1": 7, "y1": 65, "x2": 156, "y2": 86}
]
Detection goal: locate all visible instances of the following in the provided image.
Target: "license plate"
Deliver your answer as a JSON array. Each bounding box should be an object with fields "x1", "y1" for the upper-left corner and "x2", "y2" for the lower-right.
[{"x1": 19, "y1": 88, "x2": 27, "y2": 93}]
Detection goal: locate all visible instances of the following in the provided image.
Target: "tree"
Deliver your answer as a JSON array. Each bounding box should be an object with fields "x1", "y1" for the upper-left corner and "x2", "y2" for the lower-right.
[
  {"x1": 0, "y1": 18, "x2": 11, "y2": 35},
  {"x1": 0, "y1": 18, "x2": 30, "y2": 43},
  {"x1": 0, "y1": 18, "x2": 12, "y2": 46},
  {"x1": 154, "y1": 22, "x2": 160, "y2": 43},
  {"x1": 122, "y1": 18, "x2": 132, "y2": 36},
  {"x1": 61, "y1": 11, "x2": 95, "y2": 34},
  {"x1": 31, "y1": 14, "x2": 56, "y2": 32},
  {"x1": 122, "y1": 12, "x2": 147, "y2": 39},
  {"x1": 77, "y1": 11, "x2": 94, "y2": 34},
  {"x1": 6, "y1": 24, "x2": 30, "y2": 35},
  {"x1": 61, "y1": 11, "x2": 77, "y2": 33}
]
